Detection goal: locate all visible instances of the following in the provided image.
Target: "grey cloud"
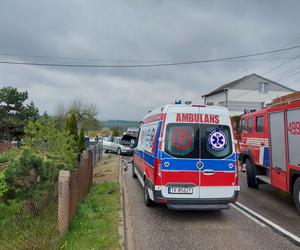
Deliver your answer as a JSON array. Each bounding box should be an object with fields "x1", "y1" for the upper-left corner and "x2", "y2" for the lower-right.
[{"x1": 0, "y1": 0, "x2": 300, "y2": 120}]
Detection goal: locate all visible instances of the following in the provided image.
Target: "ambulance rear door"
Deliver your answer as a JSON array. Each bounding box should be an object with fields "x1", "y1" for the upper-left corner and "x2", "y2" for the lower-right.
[
  {"x1": 199, "y1": 108, "x2": 236, "y2": 199},
  {"x1": 160, "y1": 106, "x2": 201, "y2": 199}
]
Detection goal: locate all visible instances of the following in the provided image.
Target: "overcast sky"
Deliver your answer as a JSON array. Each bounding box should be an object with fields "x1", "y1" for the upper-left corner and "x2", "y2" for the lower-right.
[{"x1": 0, "y1": 0, "x2": 300, "y2": 120}]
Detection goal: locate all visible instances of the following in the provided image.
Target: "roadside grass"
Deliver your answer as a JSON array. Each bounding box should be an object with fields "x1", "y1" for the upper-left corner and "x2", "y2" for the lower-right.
[
  {"x1": 60, "y1": 181, "x2": 120, "y2": 250},
  {"x1": 0, "y1": 199, "x2": 59, "y2": 250}
]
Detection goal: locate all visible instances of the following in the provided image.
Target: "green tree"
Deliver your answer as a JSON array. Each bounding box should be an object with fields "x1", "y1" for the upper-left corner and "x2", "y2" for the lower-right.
[
  {"x1": 65, "y1": 112, "x2": 78, "y2": 142},
  {"x1": 0, "y1": 86, "x2": 39, "y2": 141},
  {"x1": 0, "y1": 172, "x2": 8, "y2": 199},
  {"x1": 4, "y1": 117, "x2": 77, "y2": 199},
  {"x1": 111, "y1": 127, "x2": 123, "y2": 137},
  {"x1": 78, "y1": 126, "x2": 86, "y2": 153}
]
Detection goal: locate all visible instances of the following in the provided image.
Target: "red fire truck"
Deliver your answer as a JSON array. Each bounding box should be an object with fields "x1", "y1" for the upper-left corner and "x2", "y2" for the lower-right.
[{"x1": 239, "y1": 94, "x2": 300, "y2": 214}]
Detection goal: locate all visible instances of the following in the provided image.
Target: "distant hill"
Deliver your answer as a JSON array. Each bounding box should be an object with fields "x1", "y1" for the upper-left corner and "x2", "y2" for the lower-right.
[{"x1": 101, "y1": 120, "x2": 139, "y2": 131}]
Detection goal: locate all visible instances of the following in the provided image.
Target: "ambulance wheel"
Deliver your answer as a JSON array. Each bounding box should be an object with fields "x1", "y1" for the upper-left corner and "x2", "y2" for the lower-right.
[
  {"x1": 293, "y1": 178, "x2": 300, "y2": 215},
  {"x1": 246, "y1": 159, "x2": 258, "y2": 189},
  {"x1": 132, "y1": 163, "x2": 137, "y2": 178},
  {"x1": 144, "y1": 183, "x2": 154, "y2": 207}
]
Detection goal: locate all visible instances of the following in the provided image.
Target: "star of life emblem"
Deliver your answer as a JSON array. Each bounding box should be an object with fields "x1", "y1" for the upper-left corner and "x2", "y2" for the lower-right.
[{"x1": 208, "y1": 129, "x2": 227, "y2": 151}]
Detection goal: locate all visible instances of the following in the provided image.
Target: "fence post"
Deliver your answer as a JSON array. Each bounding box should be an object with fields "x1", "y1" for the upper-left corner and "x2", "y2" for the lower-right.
[{"x1": 58, "y1": 170, "x2": 71, "y2": 234}]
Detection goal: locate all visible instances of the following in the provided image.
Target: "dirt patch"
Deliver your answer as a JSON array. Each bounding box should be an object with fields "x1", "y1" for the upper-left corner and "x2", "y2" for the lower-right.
[{"x1": 93, "y1": 154, "x2": 120, "y2": 183}]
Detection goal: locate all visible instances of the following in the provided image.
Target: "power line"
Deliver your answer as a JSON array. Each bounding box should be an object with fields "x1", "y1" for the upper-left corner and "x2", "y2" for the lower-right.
[
  {"x1": 262, "y1": 53, "x2": 300, "y2": 76},
  {"x1": 276, "y1": 69, "x2": 300, "y2": 81},
  {"x1": 1, "y1": 52, "x2": 300, "y2": 63},
  {"x1": 0, "y1": 44, "x2": 300, "y2": 68},
  {"x1": 272, "y1": 64, "x2": 300, "y2": 79},
  {"x1": 0, "y1": 52, "x2": 172, "y2": 63}
]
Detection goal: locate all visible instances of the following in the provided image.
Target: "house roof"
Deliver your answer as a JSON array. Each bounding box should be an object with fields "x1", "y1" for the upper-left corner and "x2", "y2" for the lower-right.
[{"x1": 202, "y1": 73, "x2": 295, "y2": 98}]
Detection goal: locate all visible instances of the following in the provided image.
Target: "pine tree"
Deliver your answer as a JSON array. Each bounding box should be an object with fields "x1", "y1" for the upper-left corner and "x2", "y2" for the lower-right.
[
  {"x1": 65, "y1": 112, "x2": 78, "y2": 142},
  {"x1": 78, "y1": 126, "x2": 86, "y2": 153}
]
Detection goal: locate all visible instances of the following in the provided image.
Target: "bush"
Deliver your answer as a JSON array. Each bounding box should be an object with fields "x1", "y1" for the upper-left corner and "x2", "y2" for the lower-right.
[
  {"x1": 0, "y1": 171, "x2": 8, "y2": 199},
  {"x1": 4, "y1": 117, "x2": 78, "y2": 199}
]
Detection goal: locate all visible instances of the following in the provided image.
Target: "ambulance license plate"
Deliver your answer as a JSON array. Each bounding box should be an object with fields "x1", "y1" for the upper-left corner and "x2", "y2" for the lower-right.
[{"x1": 168, "y1": 186, "x2": 193, "y2": 194}]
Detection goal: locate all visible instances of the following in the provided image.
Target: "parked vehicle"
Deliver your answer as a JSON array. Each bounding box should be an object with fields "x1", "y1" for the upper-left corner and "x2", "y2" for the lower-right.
[
  {"x1": 102, "y1": 137, "x2": 112, "y2": 152},
  {"x1": 239, "y1": 95, "x2": 300, "y2": 214},
  {"x1": 127, "y1": 127, "x2": 139, "y2": 137},
  {"x1": 103, "y1": 135, "x2": 135, "y2": 155},
  {"x1": 132, "y1": 102, "x2": 239, "y2": 210}
]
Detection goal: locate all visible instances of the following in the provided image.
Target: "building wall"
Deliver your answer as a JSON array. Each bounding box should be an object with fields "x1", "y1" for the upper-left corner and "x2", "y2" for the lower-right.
[
  {"x1": 230, "y1": 76, "x2": 291, "y2": 92},
  {"x1": 204, "y1": 91, "x2": 226, "y2": 106},
  {"x1": 228, "y1": 89, "x2": 292, "y2": 103}
]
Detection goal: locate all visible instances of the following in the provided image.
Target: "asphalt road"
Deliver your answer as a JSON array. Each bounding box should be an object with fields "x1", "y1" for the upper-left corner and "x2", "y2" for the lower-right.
[
  {"x1": 238, "y1": 171, "x2": 300, "y2": 237},
  {"x1": 122, "y1": 156, "x2": 300, "y2": 250}
]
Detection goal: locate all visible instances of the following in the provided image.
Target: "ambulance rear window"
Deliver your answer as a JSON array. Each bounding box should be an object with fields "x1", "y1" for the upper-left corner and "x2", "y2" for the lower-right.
[
  {"x1": 165, "y1": 124, "x2": 199, "y2": 158},
  {"x1": 201, "y1": 125, "x2": 232, "y2": 159},
  {"x1": 165, "y1": 123, "x2": 232, "y2": 159}
]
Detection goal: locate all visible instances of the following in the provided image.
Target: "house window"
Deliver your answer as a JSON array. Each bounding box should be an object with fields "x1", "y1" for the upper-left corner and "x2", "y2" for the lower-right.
[
  {"x1": 256, "y1": 116, "x2": 264, "y2": 133},
  {"x1": 247, "y1": 118, "x2": 253, "y2": 133},
  {"x1": 259, "y1": 82, "x2": 269, "y2": 94},
  {"x1": 219, "y1": 101, "x2": 225, "y2": 107},
  {"x1": 207, "y1": 102, "x2": 214, "y2": 106}
]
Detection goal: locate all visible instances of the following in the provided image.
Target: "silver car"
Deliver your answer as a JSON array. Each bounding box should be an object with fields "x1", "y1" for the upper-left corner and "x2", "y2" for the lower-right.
[{"x1": 103, "y1": 137, "x2": 132, "y2": 155}]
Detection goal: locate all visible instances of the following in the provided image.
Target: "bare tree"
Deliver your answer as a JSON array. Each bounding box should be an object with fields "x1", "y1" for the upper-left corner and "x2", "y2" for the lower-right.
[{"x1": 53, "y1": 97, "x2": 101, "y2": 131}]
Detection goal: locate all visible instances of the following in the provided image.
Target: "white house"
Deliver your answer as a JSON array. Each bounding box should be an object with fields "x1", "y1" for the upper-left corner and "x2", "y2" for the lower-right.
[{"x1": 202, "y1": 73, "x2": 295, "y2": 115}]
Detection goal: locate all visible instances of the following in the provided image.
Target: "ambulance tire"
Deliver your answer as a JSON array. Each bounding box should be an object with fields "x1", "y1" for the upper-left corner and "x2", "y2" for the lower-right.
[
  {"x1": 132, "y1": 163, "x2": 137, "y2": 178},
  {"x1": 246, "y1": 159, "x2": 258, "y2": 189},
  {"x1": 144, "y1": 182, "x2": 154, "y2": 207},
  {"x1": 293, "y1": 178, "x2": 300, "y2": 215}
]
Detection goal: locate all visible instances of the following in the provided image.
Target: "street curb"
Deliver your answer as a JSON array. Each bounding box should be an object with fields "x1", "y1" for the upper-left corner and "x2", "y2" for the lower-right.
[
  {"x1": 119, "y1": 156, "x2": 135, "y2": 250},
  {"x1": 119, "y1": 156, "x2": 126, "y2": 250}
]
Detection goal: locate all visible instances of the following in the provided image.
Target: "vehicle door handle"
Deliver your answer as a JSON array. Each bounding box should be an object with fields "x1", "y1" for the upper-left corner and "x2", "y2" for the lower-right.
[{"x1": 203, "y1": 169, "x2": 215, "y2": 175}]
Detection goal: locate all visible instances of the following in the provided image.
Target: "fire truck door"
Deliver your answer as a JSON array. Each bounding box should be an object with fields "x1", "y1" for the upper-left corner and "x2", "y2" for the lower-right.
[{"x1": 269, "y1": 111, "x2": 287, "y2": 192}]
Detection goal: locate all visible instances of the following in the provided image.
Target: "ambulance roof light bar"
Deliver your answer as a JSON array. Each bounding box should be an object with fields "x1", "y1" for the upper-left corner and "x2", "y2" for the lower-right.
[{"x1": 175, "y1": 100, "x2": 182, "y2": 104}]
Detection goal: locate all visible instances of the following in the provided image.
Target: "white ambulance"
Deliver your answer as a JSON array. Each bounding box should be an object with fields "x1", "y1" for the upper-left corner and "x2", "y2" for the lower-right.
[{"x1": 132, "y1": 102, "x2": 239, "y2": 210}]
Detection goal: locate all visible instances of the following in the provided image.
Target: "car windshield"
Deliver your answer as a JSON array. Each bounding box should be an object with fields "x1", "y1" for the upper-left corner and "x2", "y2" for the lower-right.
[
  {"x1": 120, "y1": 140, "x2": 130, "y2": 146},
  {"x1": 165, "y1": 123, "x2": 232, "y2": 159}
]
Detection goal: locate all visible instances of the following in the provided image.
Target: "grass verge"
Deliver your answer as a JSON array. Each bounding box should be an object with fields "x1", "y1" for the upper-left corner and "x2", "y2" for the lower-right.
[
  {"x1": 60, "y1": 182, "x2": 120, "y2": 250},
  {"x1": 0, "y1": 199, "x2": 59, "y2": 250}
]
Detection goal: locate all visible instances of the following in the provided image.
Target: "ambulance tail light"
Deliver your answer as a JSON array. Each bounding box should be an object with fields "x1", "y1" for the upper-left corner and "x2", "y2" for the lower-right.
[
  {"x1": 235, "y1": 159, "x2": 239, "y2": 186},
  {"x1": 154, "y1": 158, "x2": 161, "y2": 184}
]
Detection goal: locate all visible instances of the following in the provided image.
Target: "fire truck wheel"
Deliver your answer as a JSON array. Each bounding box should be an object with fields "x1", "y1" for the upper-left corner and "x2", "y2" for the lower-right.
[
  {"x1": 293, "y1": 178, "x2": 300, "y2": 215},
  {"x1": 144, "y1": 182, "x2": 154, "y2": 207},
  {"x1": 132, "y1": 163, "x2": 137, "y2": 178},
  {"x1": 246, "y1": 159, "x2": 258, "y2": 189}
]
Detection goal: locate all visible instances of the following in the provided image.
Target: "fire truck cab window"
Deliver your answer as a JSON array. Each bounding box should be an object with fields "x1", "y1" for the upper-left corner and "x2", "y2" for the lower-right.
[
  {"x1": 256, "y1": 116, "x2": 264, "y2": 133},
  {"x1": 240, "y1": 119, "x2": 245, "y2": 132},
  {"x1": 247, "y1": 118, "x2": 253, "y2": 133}
]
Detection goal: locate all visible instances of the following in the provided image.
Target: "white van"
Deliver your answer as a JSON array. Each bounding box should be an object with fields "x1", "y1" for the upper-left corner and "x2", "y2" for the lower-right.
[{"x1": 132, "y1": 103, "x2": 239, "y2": 210}]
